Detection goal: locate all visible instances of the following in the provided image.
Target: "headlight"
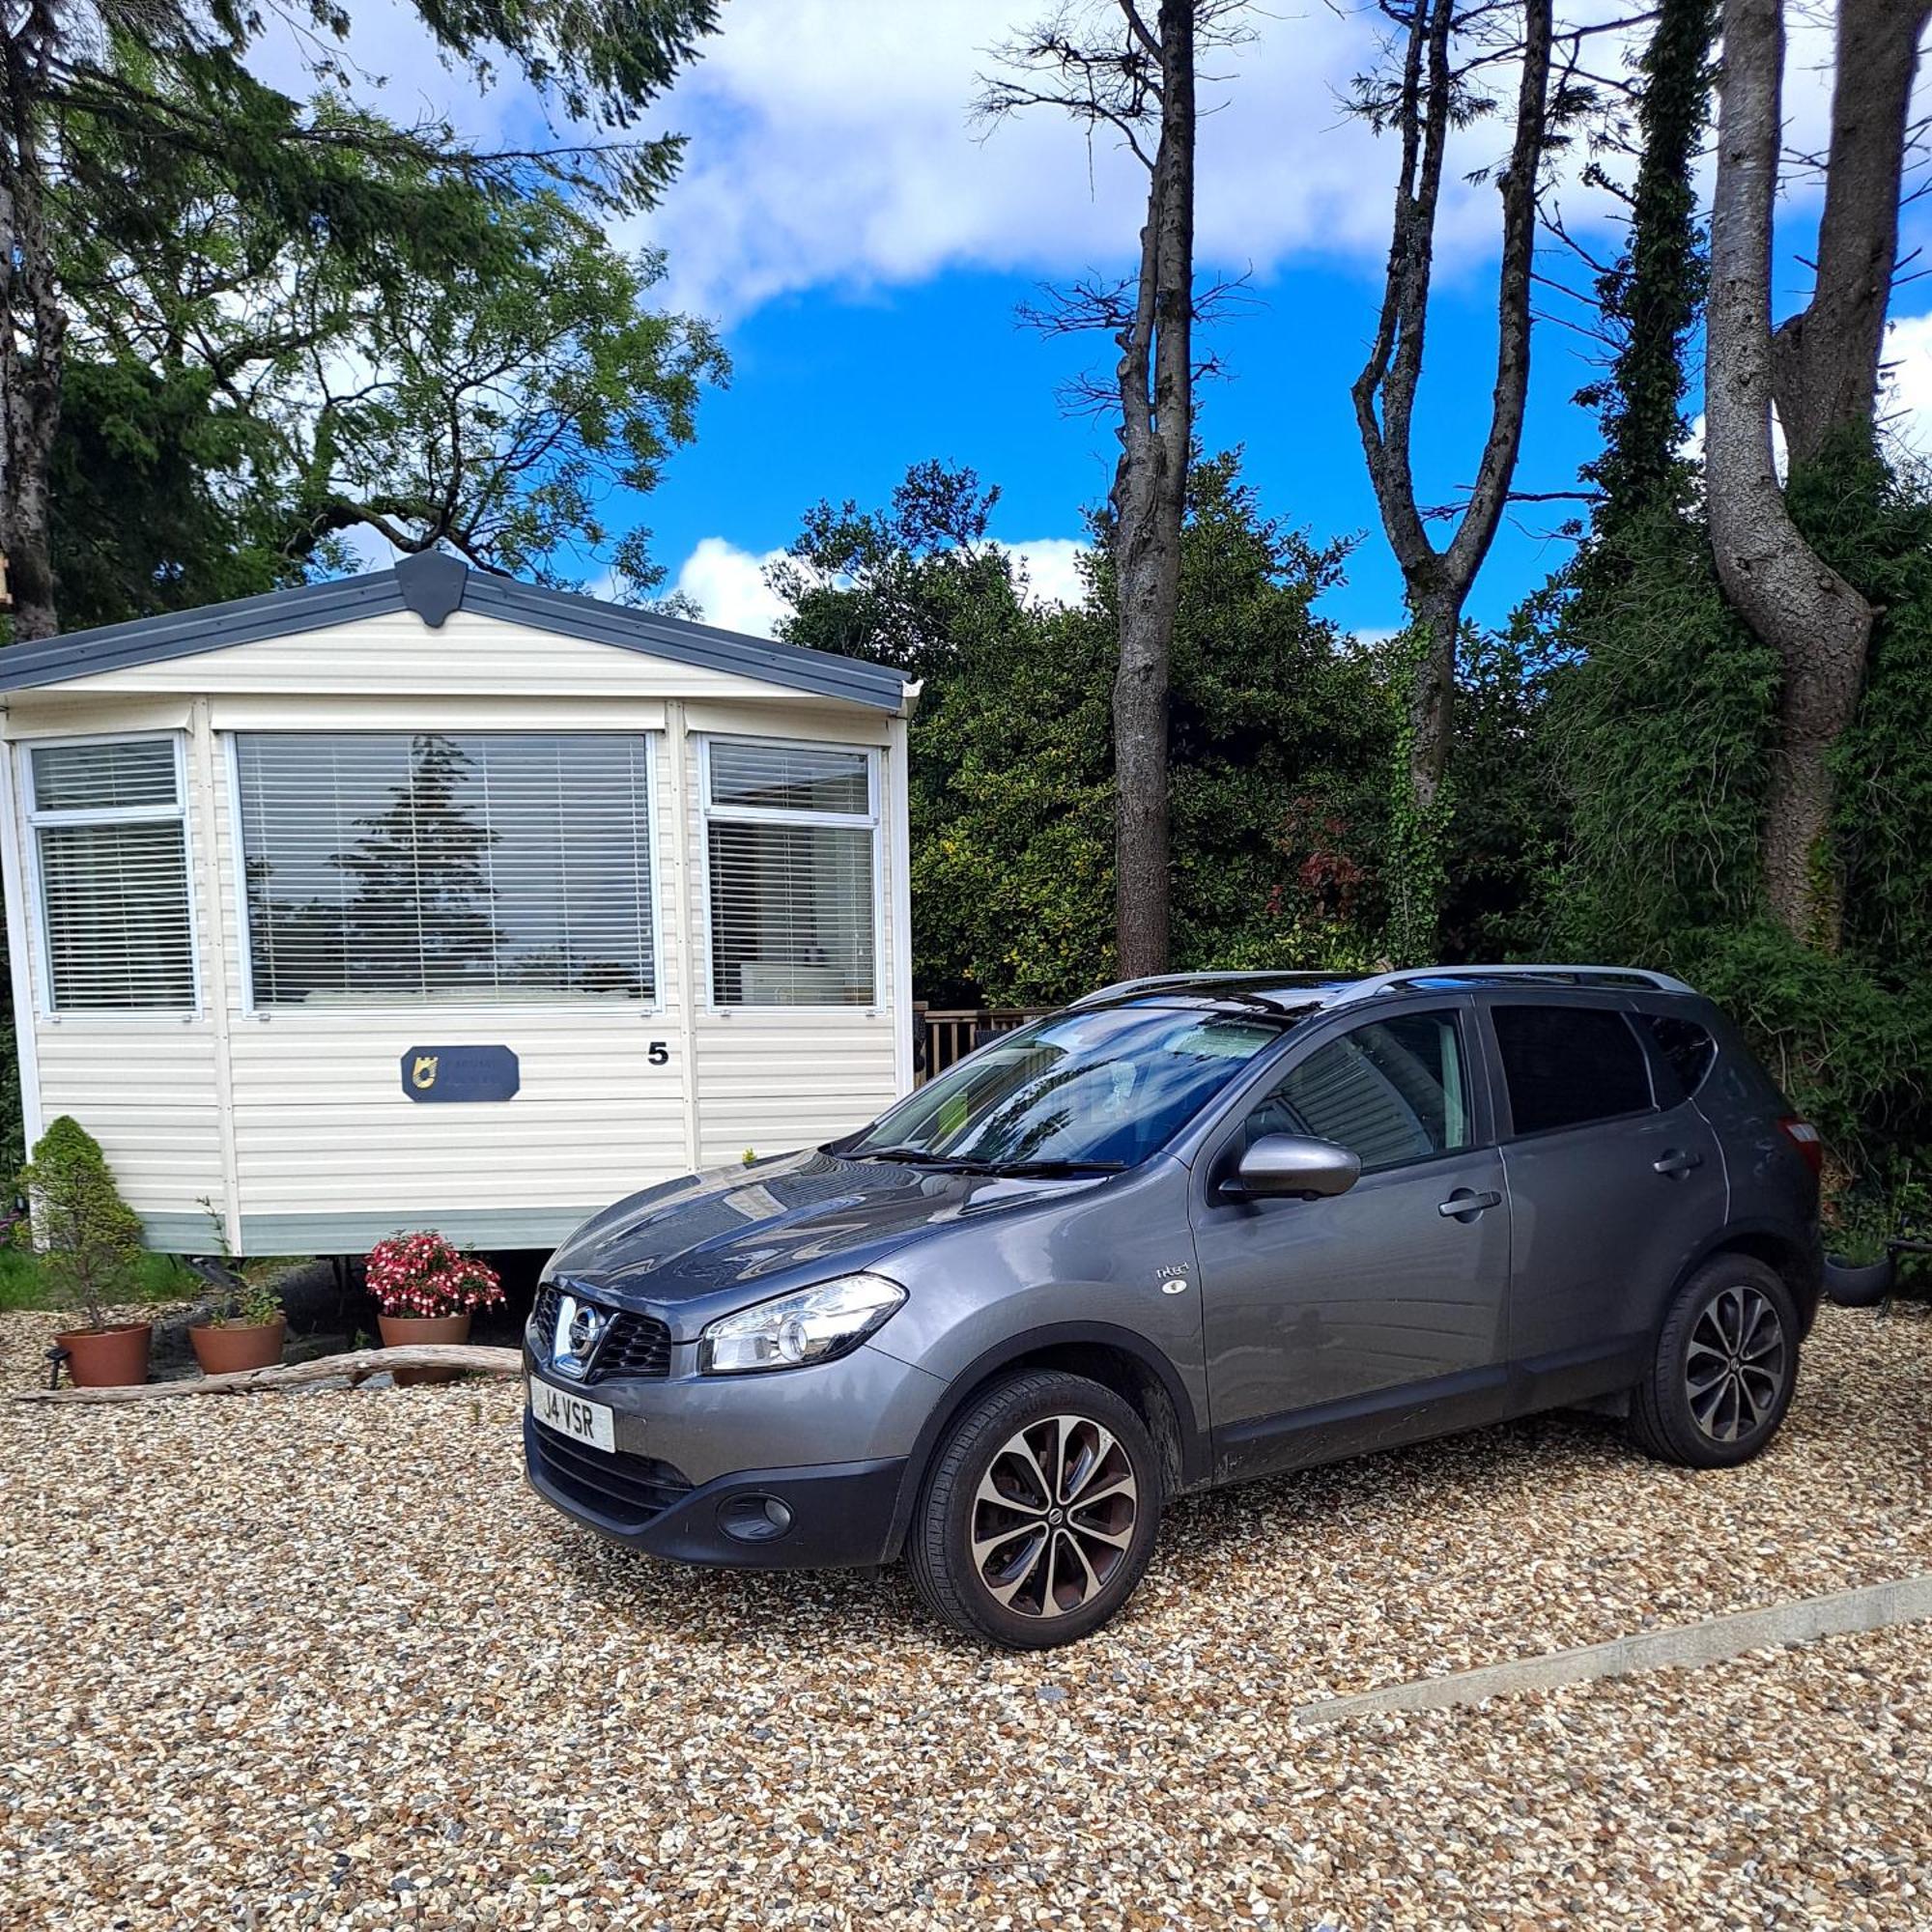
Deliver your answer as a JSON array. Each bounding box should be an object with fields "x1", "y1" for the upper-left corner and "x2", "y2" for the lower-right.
[{"x1": 697, "y1": 1272, "x2": 905, "y2": 1376}]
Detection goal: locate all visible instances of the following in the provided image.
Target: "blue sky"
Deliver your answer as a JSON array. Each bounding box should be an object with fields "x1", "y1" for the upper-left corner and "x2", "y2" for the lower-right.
[
  {"x1": 645, "y1": 255, "x2": 1612, "y2": 640},
  {"x1": 288, "y1": 1, "x2": 1932, "y2": 640}
]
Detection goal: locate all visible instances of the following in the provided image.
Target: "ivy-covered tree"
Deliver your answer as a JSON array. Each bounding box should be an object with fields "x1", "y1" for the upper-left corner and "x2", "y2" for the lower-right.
[
  {"x1": 1541, "y1": 0, "x2": 1776, "y2": 956},
  {"x1": 1704, "y1": 0, "x2": 1932, "y2": 948},
  {"x1": 1521, "y1": 0, "x2": 1932, "y2": 1233}
]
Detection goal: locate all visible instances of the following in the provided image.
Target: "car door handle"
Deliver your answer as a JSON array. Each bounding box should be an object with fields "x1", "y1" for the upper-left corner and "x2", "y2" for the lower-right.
[
  {"x1": 1438, "y1": 1188, "x2": 1502, "y2": 1220},
  {"x1": 1653, "y1": 1149, "x2": 1704, "y2": 1178}
]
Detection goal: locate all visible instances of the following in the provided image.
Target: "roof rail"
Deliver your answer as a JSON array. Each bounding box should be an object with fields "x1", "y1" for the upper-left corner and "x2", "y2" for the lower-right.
[
  {"x1": 1066, "y1": 970, "x2": 1337, "y2": 1009},
  {"x1": 1326, "y1": 963, "x2": 1695, "y2": 1006}
]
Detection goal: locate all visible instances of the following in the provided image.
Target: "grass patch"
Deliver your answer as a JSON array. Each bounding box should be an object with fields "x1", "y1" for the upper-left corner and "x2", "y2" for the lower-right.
[{"x1": 0, "y1": 1245, "x2": 202, "y2": 1314}]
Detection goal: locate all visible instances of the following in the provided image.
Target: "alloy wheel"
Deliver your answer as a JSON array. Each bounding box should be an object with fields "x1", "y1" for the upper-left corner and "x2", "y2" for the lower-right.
[
  {"x1": 1685, "y1": 1284, "x2": 1787, "y2": 1443},
  {"x1": 970, "y1": 1413, "x2": 1139, "y2": 1619}
]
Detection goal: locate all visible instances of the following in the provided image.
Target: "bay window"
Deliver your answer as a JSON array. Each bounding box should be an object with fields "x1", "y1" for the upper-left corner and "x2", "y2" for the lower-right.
[{"x1": 234, "y1": 731, "x2": 659, "y2": 1006}]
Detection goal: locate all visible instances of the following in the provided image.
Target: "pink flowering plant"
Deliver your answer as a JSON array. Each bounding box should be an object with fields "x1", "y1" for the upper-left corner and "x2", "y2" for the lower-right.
[{"x1": 365, "y1": 1232, "x2": 504, "y2": 1319}]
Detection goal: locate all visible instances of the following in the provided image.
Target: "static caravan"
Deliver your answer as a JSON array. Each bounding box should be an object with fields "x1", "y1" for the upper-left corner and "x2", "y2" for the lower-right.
[{"x1": 0, "y1": 554, "x2": 917, "y2": 1256}]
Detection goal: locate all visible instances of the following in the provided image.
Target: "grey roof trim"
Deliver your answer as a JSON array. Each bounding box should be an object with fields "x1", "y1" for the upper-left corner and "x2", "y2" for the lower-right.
[
  {"x1": 460, "y1": 571, "x2": 907, "y2": 710},
  {"x1": 0, "y1": 571, "x2": 406, "y2": 691},
  {"x1": 0, "y1": 555, "x2": 910, "y2": 712}
]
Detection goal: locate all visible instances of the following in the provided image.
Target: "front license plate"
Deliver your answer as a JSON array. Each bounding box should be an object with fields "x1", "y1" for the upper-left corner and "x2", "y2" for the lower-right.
[{"x1": 528, "y1": 1377, "x2": 615, "y2": 1453}]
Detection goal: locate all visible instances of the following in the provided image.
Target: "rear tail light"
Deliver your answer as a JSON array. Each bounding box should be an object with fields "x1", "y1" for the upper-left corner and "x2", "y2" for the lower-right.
[{"x1": 1779, "y1": 1116, "x2": 1825, "y2": 1178}]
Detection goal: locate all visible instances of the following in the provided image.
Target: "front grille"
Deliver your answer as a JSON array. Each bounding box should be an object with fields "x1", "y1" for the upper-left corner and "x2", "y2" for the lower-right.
[
  {"x1": 530, "y1": 1427, "x2": 693, "y2": 1530},
  {"x1": 597, "y1": 1310, "x2": 674, "y2": 1378},
  {"x1": 530, "y1": 1285, "x2": 560, "y2": 1357},
  {"x1": 530, "y1": 1282, "x2": 673, "y2": 1382}
]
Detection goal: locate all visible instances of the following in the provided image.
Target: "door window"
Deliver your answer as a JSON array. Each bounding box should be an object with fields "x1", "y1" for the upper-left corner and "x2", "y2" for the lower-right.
[
  {"x1": 1492, "y1": 1004, "x2": 1653, "y2": 1135},
  {"x1": 1641, "y1": 1012, "x2": 1718, "y2": 1099},
  {"x1": 1242, "y1": 1010, "x2": 1470, "y2": 1174}
]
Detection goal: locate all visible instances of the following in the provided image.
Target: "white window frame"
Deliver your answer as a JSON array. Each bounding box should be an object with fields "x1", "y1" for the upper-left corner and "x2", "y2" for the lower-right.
[
  {"x1": 226, "y1": 728, "x2": 667, "y2": 1017},
  {"x1": 19, "y1": 729, "x2": 202, "y2": 1020},
  {"x1": 696, "y1": 733, "x2": 885, "y2": 1014}
]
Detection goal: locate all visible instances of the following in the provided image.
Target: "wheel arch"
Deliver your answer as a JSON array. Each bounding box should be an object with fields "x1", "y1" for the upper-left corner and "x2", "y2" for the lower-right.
[
  {"x1": 879, "y1": 1322, "x2": 1208, "y2": 1563},
  {"x1": 1677, "y1": 1221, "x2": 1824, "y2": 1336}
]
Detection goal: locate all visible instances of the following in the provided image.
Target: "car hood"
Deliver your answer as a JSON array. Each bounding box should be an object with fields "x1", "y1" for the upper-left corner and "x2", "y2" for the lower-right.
[{"x1": 546, "y1": 1148, "x2": 1099, "y2": 1325}]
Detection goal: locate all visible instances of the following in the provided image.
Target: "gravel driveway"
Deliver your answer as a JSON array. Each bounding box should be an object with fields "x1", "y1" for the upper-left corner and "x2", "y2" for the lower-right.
[{"x1": 2, "y1": 1302, "x2": 1928, "y2": 1929}]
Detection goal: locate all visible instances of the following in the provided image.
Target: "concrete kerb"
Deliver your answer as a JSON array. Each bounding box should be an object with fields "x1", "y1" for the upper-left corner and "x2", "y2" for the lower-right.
[{"x1": 1292, "y1": 1573, "x2": 1932, "y2": 1725}]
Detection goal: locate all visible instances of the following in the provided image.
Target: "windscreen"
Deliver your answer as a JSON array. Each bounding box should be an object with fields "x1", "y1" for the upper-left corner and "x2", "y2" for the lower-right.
[{"x1": 849, "y1": 1005, "x2": 1295, "y2": 1172}]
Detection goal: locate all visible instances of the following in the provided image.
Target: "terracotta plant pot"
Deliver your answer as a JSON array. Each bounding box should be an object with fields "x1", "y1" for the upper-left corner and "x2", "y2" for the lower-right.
[
  {"x1": 378, "y1": 1311, "x2": 472, "y2": 1385},
  {"x1": 188, "y1": 1317, "x2": 287, "y2": 1376},
  {"x1": 55, "y1": 1321, "x2": 152, "y2": 1388}
]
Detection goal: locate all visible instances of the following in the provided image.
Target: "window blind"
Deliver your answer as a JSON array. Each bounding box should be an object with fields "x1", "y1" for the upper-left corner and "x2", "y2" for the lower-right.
[
  {"x1": 28, "y1": 738, "x2": 196, "y2": 1012},
  {"x1": 708, "y1": 739, "x2": 871, "y2": 815},
  {"x1": 704, "y1": 740, "x2": 876, "y2": 1007},
  {"x1": 235, "y1": 732, "x2": 657, "y2": 1007}
]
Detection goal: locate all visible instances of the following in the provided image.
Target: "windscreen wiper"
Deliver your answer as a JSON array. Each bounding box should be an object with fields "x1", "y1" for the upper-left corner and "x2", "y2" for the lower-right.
[
  {"x1": 978, "y1": 1157, "x2": 1125, "y2": 1177},
  {"x1": 851, "y1": 1146, "x2": 980, "y2": 1167},
  {"x1": 852, "y1": 1148, "x2": 1122, "y2": 1178}
]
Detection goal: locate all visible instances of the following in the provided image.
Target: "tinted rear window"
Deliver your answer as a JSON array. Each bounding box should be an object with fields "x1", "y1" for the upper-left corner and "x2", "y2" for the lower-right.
[
  {"x1": 1492, "y1": 1005, "x2": 1653, "y2": 1136},
  {"x1": 1642, "y1": 1013, "x2": 1718, "y2": 1098}
]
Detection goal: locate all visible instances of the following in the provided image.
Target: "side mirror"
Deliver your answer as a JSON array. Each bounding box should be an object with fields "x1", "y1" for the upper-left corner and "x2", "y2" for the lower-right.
[{"x1": 1226, "y1": 1133, "x2": 1362, "y2": 1202}]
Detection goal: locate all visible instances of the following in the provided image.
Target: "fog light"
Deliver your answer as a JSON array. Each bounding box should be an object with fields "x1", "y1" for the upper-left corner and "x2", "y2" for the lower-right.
[{"x1": 720, "y1": 1493, "x2": 794, "y2": 1543}]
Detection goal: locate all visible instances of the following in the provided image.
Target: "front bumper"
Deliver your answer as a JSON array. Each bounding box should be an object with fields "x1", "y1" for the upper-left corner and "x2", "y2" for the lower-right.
[
  {"x1": 524, "y1": 1411, "x2": 907, "y2": 1568},
  {"x1": 519, "y1": 1336, "x2": 944, "y2": 1570}
]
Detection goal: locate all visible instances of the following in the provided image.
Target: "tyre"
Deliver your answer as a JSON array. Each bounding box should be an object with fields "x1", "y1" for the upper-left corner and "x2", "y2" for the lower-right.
[
  {"x1": 1628, "y1": 1255, "x2": 1801, "y2": 1468},
  {"x1": 907, "y1": 1369, "x2": 1162, "y2": 1649}
]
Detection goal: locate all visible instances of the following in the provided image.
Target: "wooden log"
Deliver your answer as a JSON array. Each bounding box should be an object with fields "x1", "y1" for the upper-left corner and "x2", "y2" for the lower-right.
[{"x1": 14, "y1": 1343, "x2": 525, "y2": 1404}]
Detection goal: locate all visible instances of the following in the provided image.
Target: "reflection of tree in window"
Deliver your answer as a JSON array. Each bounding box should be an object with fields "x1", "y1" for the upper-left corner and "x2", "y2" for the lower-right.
[
  {"x1": 506, "y1": 949, "x2": 641, "y2": 998},
  {"x1": 335, "y1": 735, "x2": 500, "y2": 992},
  {"x1": 239, "y1": 732, "x2": 657, "y2": 1005},
  {"x1": 968, "y1": 1058, "x2": 1089, "y2": 1162}
]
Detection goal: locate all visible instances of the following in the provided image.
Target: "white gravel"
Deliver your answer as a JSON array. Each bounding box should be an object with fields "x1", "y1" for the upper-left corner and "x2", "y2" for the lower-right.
[{"x1": 2, "y1": 1301, "x2": 1928, "y2": 1928}]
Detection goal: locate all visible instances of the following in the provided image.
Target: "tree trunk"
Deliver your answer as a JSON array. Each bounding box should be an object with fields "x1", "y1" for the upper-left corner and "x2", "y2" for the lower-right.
[
  {"x1": 1113, "y1": 451, "x2": 1179, "y2": 978},
  {"x1": 1108, "y1": 0, "x2": 1195, "y2": 980},
  {"x1": 1770, "y1": 0, "x2": 1932, "y2": 470},
  {"x1": 1406, "y1": 584, "x2": 1462, "y2": 811},
  {"x1": 0, "y1": 16, "x2": 64, "y2": 642},
  {"x1": 1706, "y1": 0, "x2": 1876, "y2": 949},
  {"x1": 1351, "y1": 0, "x2": 1551, "y2": 952}
]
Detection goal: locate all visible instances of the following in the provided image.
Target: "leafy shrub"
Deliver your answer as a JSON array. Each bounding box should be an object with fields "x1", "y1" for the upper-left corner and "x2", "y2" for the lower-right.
[
  {"x1": 365, "y1": 1232, "x2": 504, "y2": 1319},
  {"x1": 17, "y1": 1116, "x2": 145, "y2": 1332}
]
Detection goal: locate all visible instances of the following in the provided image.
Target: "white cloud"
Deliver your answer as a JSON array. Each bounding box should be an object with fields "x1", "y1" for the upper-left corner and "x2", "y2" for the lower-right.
[
  {"x1": 244, "y1": 0, "x2": 1881, "y2": 333},
  {"x1": 633, "y1": 0, "x2": 1534, "y2": 322},
  {"x1": 632, "y1": 1, "x2": 1868, "y2": 325},
  {"x1": 673, "y1": 531, "x2": 1089, "y2": 634},
  {"x1": 1008, "y1": 538, "x2": 1090, "y2": 609},
  {"x1": 1882, "y1": 311, "x2": 1932, "y2": 457},
  {"x1": 335, "y1": 523, "x2": 403, "y2": 572},
  {"x1": 673, "y1": 537, "x2": 793, "y2": 638}
]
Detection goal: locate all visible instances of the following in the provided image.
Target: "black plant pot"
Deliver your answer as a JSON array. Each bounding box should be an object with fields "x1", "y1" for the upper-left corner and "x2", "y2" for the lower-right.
[{"x1": 1824, "y1": 1254, "x2": 1895, "y2": 1309}]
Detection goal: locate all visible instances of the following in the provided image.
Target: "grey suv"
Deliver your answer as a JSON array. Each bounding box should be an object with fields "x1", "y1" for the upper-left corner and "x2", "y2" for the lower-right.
[{"x1": 523, "y1": 966, "x2": 1824, "y2": 1647}]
